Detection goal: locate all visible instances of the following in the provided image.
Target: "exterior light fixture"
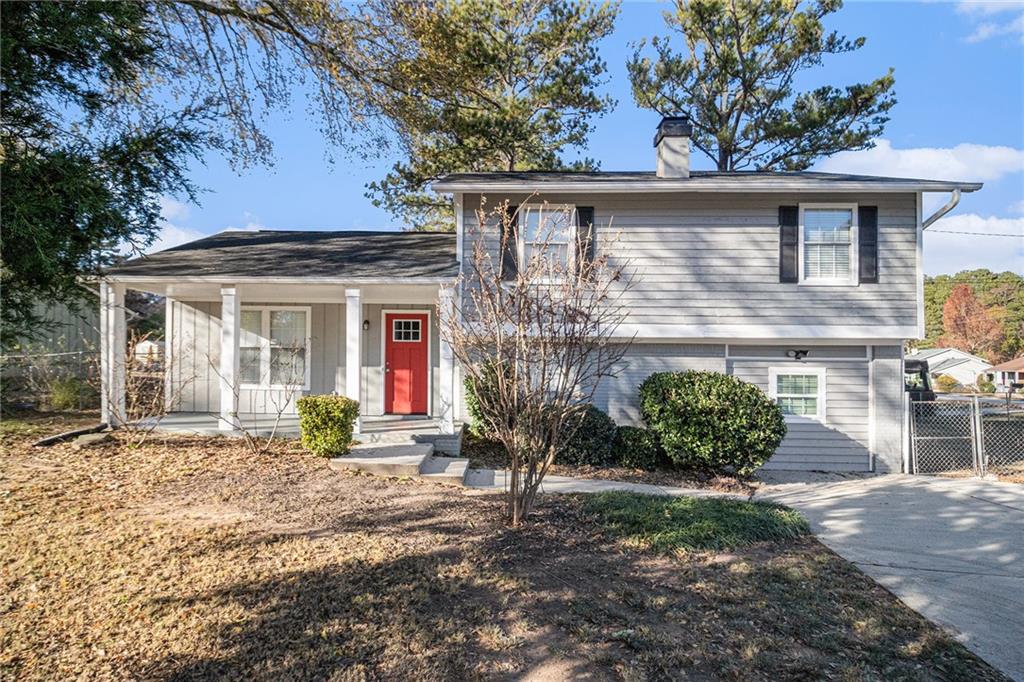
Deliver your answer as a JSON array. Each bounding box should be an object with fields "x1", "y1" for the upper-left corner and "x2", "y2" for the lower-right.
[{"x1": 362, "y1": 320, "x2": 370, "y2": 331}]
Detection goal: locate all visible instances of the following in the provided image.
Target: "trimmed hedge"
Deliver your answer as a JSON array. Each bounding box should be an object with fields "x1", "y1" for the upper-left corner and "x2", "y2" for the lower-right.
[
  {"x1": 613, "y1": 426, "x2": 663, "y2": 470},
  {"x1": 558, "y1": 405, "x2": 618, "y2": 466},
  {"x1": 639, "y1": 371, "x2": 786, "y2": 477},
  {"x1": 296, "y1": 395, "x2": 359, "y2": 457}
]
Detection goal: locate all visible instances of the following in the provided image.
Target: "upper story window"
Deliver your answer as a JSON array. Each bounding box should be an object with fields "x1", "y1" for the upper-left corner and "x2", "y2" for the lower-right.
[
  {"x1": 799, "y1": 204, "x2": 858, "y2": 285},
  {"x1": 519, "y1": 204, "x2": 576, "y2": 273}
]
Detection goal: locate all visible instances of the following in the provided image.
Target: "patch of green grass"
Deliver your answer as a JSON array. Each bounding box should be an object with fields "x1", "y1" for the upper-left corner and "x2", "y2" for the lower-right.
[{"x1": 583, "y1": 492, "x2": 809, "y2": 553}]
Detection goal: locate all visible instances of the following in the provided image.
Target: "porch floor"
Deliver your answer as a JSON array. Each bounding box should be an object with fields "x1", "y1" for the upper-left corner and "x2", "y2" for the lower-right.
[{"x1": 145, "y1": 412, "x2": 463, "y2": 451}]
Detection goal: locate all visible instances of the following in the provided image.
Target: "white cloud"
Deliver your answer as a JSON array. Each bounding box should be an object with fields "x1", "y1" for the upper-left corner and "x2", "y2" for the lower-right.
[
  {"x1": 147, "y1": 222, "x2": 207, "y2": 254},
  {"x1": 816, "y1": 139, "x2": 1024, "y2": 182},
  {"x1": 965, "y1": 13, "x2": 1024, "y2": 42},
  {"x1": 924, "y1": 213, "x2": 1024, "y2": 274},
  {"x1": 956, "y1": 0, "x2": 1024, "y2": 16},
  {"x1": 139, "y1": 195, "x2": 206, "y2": 254},
  {"x1": 158, "y1": 195, "x2": 191, "y2": 222},
  {"x1": 954, "y1": 1, "x2": 1024, "y2": 42}
]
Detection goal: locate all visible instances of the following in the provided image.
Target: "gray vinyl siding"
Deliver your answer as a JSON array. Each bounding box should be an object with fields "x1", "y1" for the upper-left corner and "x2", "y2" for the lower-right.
[
  {"x1": 728, "y1": 359, "x2": 871, "y2": 472},
  {"x1": 462, "y1": 192, "x2": 918, "y2": 336},
  {"x1": 360, "y1": 304, "x2": 441, "y2": 418},
  {"x1": 871, "y1": 344, "x2": 905, "y2": 473},
  {"x1": 169, "y1": 300, "x2": 441, "y2": 417},
  {"x1": 593, "y1": 344, "x2": 726, "y2": 424},
  {"x1": 591, "y1": 342, "x2": 909, "y2": 472}
]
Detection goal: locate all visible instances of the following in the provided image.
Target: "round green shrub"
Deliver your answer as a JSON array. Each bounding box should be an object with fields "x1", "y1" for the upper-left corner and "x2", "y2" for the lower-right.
[
  {"x1": 612, "y1": 426, "x2": 663, "y2": 470},
  {"x1": 639, "y1": 371, "x2": 786, "y2": 477},
  {"x1": 934, "y1": 374, "x2": 961, "y2": 393},
  {"x1": 296, "y1": 395, "x2": 359, "y2": 457},
  {"x1": 558, "y1": 405, "x2": 618, "y2": 466},
  {"x1": 976, "y1": 376, "x2": 996, "y2": 394}
]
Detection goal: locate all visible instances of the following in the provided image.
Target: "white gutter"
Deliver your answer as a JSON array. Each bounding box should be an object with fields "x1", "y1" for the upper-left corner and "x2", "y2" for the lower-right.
[{"x1": 921, "y1": 189, "x2": 962, "y2": 230}]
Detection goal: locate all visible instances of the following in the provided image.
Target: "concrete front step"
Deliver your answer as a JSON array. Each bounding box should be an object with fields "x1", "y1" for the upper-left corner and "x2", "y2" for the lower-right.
[
  {"x1": 328, "y1": 442, "x2": 471, "y2": 487},
  {"x1": 417, "y1": 456, "x2": 470, "y2": 487},
  {"x1": 329, "y1": 443, "x2": 434, "y2": 477}
]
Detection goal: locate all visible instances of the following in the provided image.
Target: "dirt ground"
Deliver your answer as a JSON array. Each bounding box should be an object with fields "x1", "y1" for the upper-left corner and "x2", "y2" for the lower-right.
[{"x1": 0, "y1": 412, "x2": 1006, "y2": 680}]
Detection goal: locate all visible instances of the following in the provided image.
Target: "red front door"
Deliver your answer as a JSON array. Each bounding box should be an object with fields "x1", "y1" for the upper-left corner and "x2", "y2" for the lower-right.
[{"x1": 384, "y1": 313, "x2": 429, "y2": 414}]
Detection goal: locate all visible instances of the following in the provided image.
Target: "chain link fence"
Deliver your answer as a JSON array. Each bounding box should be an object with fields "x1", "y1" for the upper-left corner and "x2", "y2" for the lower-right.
[
  {"x1": 981, "y1": 399, "x2": 1024, "y2": 480},
  {"x1": 910, "y1": 397, "x2": 1024, "y2": 479}
]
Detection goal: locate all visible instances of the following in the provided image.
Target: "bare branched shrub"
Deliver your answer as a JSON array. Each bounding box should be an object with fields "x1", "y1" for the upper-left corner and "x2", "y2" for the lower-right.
[
  {"x1": 441, "y1": 198, "x2": 635, "y2": 525},
  {"x1": 207, "y1": 338, "x2": 306, "y2": 456},
  {"x1": 103, "y1": 330, "x2": 196, "y2": 447}
]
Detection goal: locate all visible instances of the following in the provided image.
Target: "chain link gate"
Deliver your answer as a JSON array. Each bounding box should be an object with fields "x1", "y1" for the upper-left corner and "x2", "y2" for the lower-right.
[{"x1": 910, "y1": 397, "x2": 1024, "y2": 477}]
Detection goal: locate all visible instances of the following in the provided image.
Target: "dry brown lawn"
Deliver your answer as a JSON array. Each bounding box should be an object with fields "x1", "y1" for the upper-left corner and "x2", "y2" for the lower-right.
[{"x1": 1, "y1": 411, "x2": 1007, "y2": 680}]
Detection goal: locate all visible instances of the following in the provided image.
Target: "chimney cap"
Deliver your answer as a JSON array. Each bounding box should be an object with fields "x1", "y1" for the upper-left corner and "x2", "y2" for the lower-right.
[{"x1": 654, "y1": 115, "x2": 693, "y2": 147}]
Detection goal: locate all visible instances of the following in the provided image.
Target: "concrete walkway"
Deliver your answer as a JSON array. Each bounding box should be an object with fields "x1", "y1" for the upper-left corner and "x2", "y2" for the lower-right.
[
  {"x1": 756, "y1": 475, "x2": 1024, "y2": 680},
  {"x1": 463, "y1": 468, "x2": 744, "y2": 498}
]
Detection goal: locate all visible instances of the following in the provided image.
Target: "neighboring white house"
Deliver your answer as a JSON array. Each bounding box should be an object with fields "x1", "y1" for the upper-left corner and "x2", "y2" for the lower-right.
[
  {"x1": 908, "y1": 347, "x2": 992, "y2": 388},
  {"x1": 988, "y1": 357, "x2": 1024, "y2": 390},
  {"x1": 99, "y1": 116, "x2": 983, "y2": 474}
]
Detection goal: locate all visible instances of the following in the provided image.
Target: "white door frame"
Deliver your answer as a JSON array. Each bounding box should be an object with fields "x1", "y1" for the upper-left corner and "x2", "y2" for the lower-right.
[{"x1": 379, "y1": 308, "x2": 433, "y2": 416}]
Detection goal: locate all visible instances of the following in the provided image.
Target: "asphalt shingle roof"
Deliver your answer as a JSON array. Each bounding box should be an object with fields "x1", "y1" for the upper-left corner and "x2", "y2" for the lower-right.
[
  {"x1": 432, "y1": 170, "x2": 983, "y2": 193},
  {"x1": 106, "y1": 230, "x2": 459, "y2": 280}
]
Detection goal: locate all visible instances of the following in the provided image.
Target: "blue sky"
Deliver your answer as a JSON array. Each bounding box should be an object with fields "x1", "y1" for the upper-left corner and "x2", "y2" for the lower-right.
[{"x1": 155, "y1": 0, "x2": 1024, "y2": 276}]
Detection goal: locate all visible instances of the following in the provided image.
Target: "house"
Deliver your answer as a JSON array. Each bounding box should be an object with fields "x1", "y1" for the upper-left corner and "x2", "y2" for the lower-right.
[
  {"x1": 988, "y1": 357, "x2": 1024, "y2": 390},
  {"x1": 99, "y1": 116, "x2": 983, "y2": 472},
  {"x1": 907, "y1": 347, "x2": 992, "y2": 388}
]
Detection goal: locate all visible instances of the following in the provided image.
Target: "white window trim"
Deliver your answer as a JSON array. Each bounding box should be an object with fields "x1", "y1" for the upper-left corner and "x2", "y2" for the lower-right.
[
  {"x1": 798, "y1": 203, "x2": 859, "y2": 286},
  {"x1": 239, "y1": 305, "x2": 312, "y2": 390},
  {"x1": 768, "y1": 366, "x2": 827, "y2": 423},
  {"x1": 517, "y1": 203, "x2": 577, "y2": 279}
]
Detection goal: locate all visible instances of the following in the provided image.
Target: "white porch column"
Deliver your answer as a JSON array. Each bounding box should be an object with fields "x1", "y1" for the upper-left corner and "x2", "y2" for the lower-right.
[
  {"x1": 163, "y1": 296, "x2": 174, "y2": 411},
  {"x1": 218, "y1": 286, "x2": 240, "y2": 431},
  {"x1": 438, "y1": 286, "x2": 456, "y2": 434},
  {"x1": 345, "y1": 288, "x2": 363, "y2": 433},
  {"x1": 100, "y1": 281, "x2": 126, "y2": 426}
]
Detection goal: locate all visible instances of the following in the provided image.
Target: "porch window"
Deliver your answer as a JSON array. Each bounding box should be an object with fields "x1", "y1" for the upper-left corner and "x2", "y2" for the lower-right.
[
  {"x1": 799, "y1": 205, "x2": 858, "y2": 285},
  {"x1": 769, "y1": 367, "x2": 826, "y2": 421},
  {"x1": 519, "y1": 204, "x2": 576, "y2": 274},
  {"x1": 239, "y1": 310, "x2": 263, "y2": 384},
  {"x1": 239, "y1": 306, "x2": 310, "y2": 389}
]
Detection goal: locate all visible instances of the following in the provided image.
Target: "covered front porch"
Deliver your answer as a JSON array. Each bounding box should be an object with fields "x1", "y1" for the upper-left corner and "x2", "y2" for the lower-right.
[
  {"x1": 99, "y1": 229, "x2": 461, "y2": 439},
  {"x1": 143, "y1": 413, "x2": 464, "y2": 452}
]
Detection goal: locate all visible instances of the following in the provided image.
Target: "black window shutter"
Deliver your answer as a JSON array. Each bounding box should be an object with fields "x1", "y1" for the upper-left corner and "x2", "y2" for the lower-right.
[
  {"x1": 500, "y1": 204, "x2": 518, "y2": 281},
  {"x1": 575, "y1": 206, "x2": 595, "y2": 277},
  {"x1": 779, "y1": 206, "x2": 799, "y2": 283},
  {"x1": 859, "y1": 206, "x2": 878, "y2": 284}
]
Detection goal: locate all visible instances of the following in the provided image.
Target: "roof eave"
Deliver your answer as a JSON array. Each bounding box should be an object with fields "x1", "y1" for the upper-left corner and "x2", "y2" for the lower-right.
[{"x1": 431, "y1": 179, "x2": 984, "y2": 194}]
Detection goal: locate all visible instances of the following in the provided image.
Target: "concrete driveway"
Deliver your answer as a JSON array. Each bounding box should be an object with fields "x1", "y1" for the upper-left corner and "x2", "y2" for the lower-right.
[{"x1": 757, "y1": 474, "x2": 1024, "y2": 681}]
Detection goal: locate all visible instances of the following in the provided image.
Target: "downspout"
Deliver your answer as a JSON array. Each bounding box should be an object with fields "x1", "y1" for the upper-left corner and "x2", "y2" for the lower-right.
[{"x1": 922, "y1": 189, "x2": 961, "y2": 229}]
